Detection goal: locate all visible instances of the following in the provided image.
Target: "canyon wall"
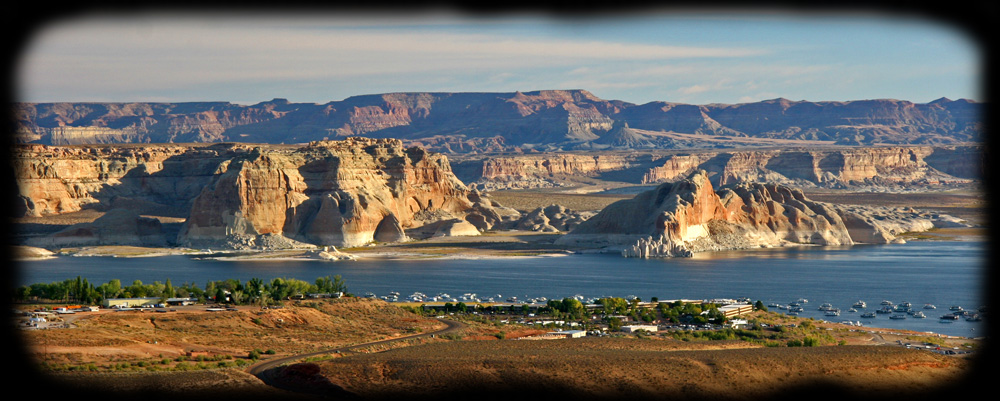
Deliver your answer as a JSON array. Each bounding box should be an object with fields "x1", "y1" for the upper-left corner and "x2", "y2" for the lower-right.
[
  {"x1": 459, "y1": 145, "x2": 981, "y2": 190},
  {"x1": 13, "y1": 138, "x2": 519, "y2": 249}
]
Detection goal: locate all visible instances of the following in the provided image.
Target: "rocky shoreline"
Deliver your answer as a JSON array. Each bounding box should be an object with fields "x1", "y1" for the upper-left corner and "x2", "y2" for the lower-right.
[{"x1": 13, "y1": 222, "x2": 983, "y2": 263}]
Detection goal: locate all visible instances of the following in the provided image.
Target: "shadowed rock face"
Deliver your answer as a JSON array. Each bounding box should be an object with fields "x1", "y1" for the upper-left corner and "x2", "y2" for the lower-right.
[
  {"x1": 15, "y1": 91, "x2": 982, "y2": 152},
  {"x1": 557, "y1": 170, "x2": 948, "y2": 254},
  {"x1": 25, "y1": 209, "x2": 168, "y2": 248}
]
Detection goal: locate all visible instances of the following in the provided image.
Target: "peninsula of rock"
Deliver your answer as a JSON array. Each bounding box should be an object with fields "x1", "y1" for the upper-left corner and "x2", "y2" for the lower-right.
[{"x1": 556, "y1": 170, "x2": 964, "y2": 257}]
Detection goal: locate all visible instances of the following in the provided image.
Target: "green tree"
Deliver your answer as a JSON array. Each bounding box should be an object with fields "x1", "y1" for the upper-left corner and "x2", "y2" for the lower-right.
[
  {"x1": 607, "y1": 317, "x2": 623, "y2": 331},
  {"x1": 164, "y1": 279, "x2": 176, "y2": 298},
  {"x1": 561, "y1": 298, "x2": 584, "y2": 319},
  {"x1": 599, "y1": 297, "x2": 628, "y2": 315}
]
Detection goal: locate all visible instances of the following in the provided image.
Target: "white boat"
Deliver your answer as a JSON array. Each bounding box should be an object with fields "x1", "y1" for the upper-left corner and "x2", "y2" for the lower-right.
[
  {"x1": 848, "y1": 308, "x2": 857, "y2": 313},
  {"x1": 825, "y1": 309, "x2": 841, "y2": 316},
  {"x1": 924, "y1": 304, "x2": 937, "y2": 309},
  {"x1": 890, "y1": 314, "x2": 907, "y2": 320},
  {"x1": 912, "y1": 311, "x2": 926, "y2": 318},
  {"x1": 853, "y1": 300, "x2": 867, "y2": 309}
]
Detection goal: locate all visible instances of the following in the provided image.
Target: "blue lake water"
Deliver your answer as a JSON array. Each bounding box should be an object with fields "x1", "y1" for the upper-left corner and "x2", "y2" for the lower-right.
[{"x1": 14, "y1": 240, "x2": 989, "y2": 338}]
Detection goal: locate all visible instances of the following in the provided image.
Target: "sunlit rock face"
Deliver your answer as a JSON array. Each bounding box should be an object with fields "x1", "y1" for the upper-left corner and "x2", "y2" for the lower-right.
[{"x1": 176, "y1": 137, "x2": 507, "y2": 248}]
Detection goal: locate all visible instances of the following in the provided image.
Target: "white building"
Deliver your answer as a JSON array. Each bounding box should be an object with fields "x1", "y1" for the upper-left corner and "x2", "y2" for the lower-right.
[
  {"x1": 621, "y1": 325, "x2": 658, "y2": 333},
  {"x1": 718, "y1": 303, "x2": 754, "y2": 318}
]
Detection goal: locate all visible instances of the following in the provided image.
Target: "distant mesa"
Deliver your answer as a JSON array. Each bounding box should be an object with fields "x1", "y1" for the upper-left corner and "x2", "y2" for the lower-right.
[{"x1": 14, "y1": 89, "x2": 982, "y2": 152}]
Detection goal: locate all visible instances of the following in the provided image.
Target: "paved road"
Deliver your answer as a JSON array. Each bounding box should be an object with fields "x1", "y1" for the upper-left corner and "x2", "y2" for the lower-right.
[{"x1": 247, "y1": 318, "x2": 464, "y2": 389}]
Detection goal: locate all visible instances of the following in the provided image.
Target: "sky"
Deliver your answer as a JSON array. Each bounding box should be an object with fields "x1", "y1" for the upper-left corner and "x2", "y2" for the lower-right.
[{"x1": 12, "y1": 8, "x2": 985, "y2": 106}]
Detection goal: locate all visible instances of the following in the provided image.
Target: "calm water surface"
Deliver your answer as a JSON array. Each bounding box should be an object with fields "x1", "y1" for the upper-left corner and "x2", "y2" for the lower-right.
[{"x1": 15, "y1": 240, "x2": 988, "y2": 338}]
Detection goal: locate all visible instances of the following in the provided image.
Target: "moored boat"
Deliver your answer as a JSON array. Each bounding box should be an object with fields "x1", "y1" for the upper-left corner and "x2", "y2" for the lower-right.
[
  {"x1": 853, "y1": 300, "x2": 867, "y2": 309},
  {"x1": 924, "y1": 304, "x2": 937, "y2": 309}
]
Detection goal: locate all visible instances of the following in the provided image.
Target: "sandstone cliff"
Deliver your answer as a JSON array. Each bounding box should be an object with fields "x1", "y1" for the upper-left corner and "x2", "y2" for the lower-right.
[
  {"x1": 15, "y1": 91, "x2": 982, "y2": 152},
  {"x1": 13, "y1": 139, "x2": 516, "y2": 250},
  {"x1": 12, "y1": 142, "x2": 245, "y2": 217},
  {"x1": 556, "y1": 170, "x2": 955, "y2": 256},
  {"x1": 461, "y1": 145, "x2": 981, "y2": 191}
]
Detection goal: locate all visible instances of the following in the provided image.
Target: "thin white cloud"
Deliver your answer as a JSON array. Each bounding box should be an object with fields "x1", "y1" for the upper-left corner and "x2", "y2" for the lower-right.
[{"x1": 17, "y1": 15, "x2": 769, "y2": 99}]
